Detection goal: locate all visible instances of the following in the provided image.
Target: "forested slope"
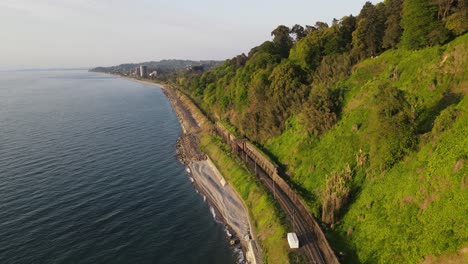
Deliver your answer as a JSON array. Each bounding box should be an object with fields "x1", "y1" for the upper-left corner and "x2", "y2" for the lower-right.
[{"x1": 165, "y1": 1, "x2": 467, "y2": 263}]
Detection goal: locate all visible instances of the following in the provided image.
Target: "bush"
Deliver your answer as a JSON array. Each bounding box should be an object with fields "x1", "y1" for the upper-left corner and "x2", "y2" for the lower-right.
[
  {"x1": 368, "y1": 85, "x2": 416, "y2": 172},
  {"x1": 432, "y1": 105, "x2": 459, "y2": 136}
]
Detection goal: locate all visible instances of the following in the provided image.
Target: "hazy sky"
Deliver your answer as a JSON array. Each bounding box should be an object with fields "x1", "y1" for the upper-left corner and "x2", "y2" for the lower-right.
[{"x1": 0, "y1": 0, "x2": 381, "y2": 70}]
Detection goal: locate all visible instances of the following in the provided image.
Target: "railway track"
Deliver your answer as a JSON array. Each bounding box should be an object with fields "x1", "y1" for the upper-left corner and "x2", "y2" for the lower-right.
[
  {"x1": 244, "y1": 155, "x2": 326, "y2": 264},
  {"x1": 214, "y1": 120, "x2": 338, "y2": 263},
  {"x1": 166, "y1": 90, "x2": 338, "y2": 263}
]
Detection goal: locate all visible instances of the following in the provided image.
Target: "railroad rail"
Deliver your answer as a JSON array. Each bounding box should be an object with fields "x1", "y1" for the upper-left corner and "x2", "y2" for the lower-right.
[{"x1": 215, "y1": 122, "x2": 340, "y2": 264}]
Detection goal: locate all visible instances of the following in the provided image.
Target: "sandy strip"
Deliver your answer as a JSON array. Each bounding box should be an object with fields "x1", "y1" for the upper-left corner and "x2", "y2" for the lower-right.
[{"x1": 189, "y1": 159, "x2": 256, "y2": 264}]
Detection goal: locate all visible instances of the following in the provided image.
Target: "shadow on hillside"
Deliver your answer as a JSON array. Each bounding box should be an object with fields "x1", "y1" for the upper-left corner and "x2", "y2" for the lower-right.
[
  {"x1": 417, "y1": 92, "x2": 463, "y2": 134},
  {"x1": 325, "y1": 227, "x2": 361, "y2": 264},
  {"x1": 255, "y1": 143, "x2": 319, "y2": 205}
]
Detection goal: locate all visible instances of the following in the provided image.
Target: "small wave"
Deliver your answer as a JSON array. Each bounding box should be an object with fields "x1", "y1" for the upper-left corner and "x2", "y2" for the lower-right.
[
  {"x1": 225, "y1": 226, "x2": 232, "y2": 238},
  {"x1": 209, "y1": 206, "x2": 224, "y2": 224},
  {"x1": 209, "y1": 206, "x2": 216, "y2": 219},
  {"x1": 232, "y1": 246, "x2": 246, "y2": 264},
  {"x1": 223, "y1": 225, "x2": 245, "y2": 264}
]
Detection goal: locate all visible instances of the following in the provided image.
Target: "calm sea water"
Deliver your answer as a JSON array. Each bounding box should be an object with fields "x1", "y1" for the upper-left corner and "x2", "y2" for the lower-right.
[{"x1": 0, "y1": 70, "x2": 235, "y2": 264}]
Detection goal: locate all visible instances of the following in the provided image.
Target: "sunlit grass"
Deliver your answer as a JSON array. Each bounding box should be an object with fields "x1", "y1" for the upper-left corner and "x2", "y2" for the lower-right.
[{"x1": 199, "y1": 135, "x2": 291, "y2": 264}]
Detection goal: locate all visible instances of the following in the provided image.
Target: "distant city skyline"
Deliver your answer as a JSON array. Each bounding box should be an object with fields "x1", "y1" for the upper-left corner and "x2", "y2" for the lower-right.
[{"x1": 1, "y1": 0, "x2": 381, "y2": 70}]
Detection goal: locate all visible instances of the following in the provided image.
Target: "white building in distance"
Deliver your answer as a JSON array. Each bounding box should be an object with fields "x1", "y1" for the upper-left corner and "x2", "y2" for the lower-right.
[{"x1": 140, "y1": 65, "x2": 148, "y2": 78}]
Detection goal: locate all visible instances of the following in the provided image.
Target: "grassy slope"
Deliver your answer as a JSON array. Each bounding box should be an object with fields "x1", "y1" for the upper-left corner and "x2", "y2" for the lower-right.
[
  {"x1": 199, "y1": 135, "x2": 291, "y2": 264},
  {"x1": 266, "y1": 34, "x2": 468, "y2": 263}
]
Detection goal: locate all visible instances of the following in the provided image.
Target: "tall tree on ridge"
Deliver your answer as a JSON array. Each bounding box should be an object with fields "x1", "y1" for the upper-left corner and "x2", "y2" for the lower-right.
[
  {"x1": 351, "y1": 1, "x2": 386, "y2": 59},
  {"x1": 291, "y1": 24, "x2": 307, "y2": 41},
  {"x1": 271, "y1": 25, "x2": 293, "y2": 58},
  {"x1": 400, "y1": 0, "x2": 449, "y2": 49},
  {"x1": 382, "y1": 0, "x2": 403, "y2": 49}
]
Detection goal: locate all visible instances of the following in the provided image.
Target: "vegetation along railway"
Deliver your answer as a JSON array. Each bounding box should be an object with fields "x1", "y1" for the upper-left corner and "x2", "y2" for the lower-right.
[{"x1": 215, "y1": 123, "x2": 340, "y2": 264}]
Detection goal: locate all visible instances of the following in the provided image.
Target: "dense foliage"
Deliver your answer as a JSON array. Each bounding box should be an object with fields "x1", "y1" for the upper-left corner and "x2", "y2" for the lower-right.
[
  {"x1": 170, "y1": 0, "x2": 465, "y2": 143},
  {"x1": 160, "y1": 1, "x2": 467, "y2": 263}
]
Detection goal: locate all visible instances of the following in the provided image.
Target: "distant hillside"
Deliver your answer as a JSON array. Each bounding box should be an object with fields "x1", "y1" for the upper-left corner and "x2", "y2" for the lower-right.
[{"x1": 89, "y1": 59, "x2": 222, "y2": 75}]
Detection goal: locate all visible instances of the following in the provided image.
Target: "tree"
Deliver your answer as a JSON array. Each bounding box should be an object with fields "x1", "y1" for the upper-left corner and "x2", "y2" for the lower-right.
[
  {"x1": 351, "y1": 2, "x2": 386, "y2": 59},
  {"x1": 438, "y1": 0, "x2": 468, "y2": 36},
  {"x1": 230, "y1": 54, "x2": 247, "y2": 68},
  {"x1": 368, "y1": 85, "x2": 416, "y2": 172},
  {"x1": 315, "y1": 21, "x2": 329, "y2": 30},
  {"x1": 264, "y1": 61, "x2": 308, "y2": 137},
  {"x1": 239, "y1": 69, "x2": 271, "y2": 141},
  {"x1": 382, "y1": 0, "x2": 403, "y2": 49},
  {"x1": 313, "y1": 53, "x2": 353, "y2": 86},
  {"x1": 305, "y1": 25, "x2": 317, "y2": 34},
  {"x1": 322, "y1": 15, "x2": 356, "y2": 55},
  {"x1": 339, "y1": 15, "x2": 357, "y2": 50},
  {"x1": 290, "y1": 16, "x2": 355, "y2": 72},
  {"x1": 400, "y1": 0, "x2": 449, "y2": 49},
  {"x1": 271, "y1": 25, "x2": 293, "y2": 57},
  {"x1": 291, "y1": 24, "x2": 306, "y2": 41},
  {"x1": 300, "y1": 85, "x2": 337, "y2": 136},
  {"x1": 437, "y1": 0, "x2": 458, "y2": 20},
  {"x1": 288, "y1": 31, "x2": 323, "y2": 71},
  {"x1": 332, "y1": 18, "x2": 339, "y2": 26}
]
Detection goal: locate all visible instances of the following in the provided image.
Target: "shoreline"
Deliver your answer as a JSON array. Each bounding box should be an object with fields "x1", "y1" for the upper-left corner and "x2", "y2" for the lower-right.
[{"x1": 117, "y1": 76, "x2": 262, "y2": 264}]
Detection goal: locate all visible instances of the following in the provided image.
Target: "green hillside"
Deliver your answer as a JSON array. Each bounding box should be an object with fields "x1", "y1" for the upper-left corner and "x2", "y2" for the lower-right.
[
  {"x1": 268, "y1": 35, "x2": 468, "y2": 263},
  {"x1": 162, "y1": 1, "x2": 467, "y2": 262}
]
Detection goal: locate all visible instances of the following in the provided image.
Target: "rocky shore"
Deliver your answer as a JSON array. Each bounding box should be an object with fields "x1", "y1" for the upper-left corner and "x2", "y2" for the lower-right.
[{"x1": 176, "y1": 134, "x2": 207, "y2": 164}]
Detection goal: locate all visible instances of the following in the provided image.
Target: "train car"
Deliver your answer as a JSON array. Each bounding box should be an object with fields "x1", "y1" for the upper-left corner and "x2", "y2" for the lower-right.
[{"x1": 287, "y1": 232, "x2": 300, "y2": 249}]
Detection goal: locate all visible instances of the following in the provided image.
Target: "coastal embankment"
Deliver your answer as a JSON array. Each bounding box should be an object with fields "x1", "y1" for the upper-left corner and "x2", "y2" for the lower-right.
[{"x1": 129, "y1": 78, "x2": 263, "y2": 264}]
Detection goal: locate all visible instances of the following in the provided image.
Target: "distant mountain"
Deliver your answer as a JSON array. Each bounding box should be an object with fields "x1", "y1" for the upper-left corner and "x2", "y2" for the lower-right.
[{"x1": 89, "y1": 59, "x2": 222, "y2": 75}]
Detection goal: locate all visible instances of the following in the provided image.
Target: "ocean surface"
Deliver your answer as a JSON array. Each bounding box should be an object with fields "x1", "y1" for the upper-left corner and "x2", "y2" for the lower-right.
[{"x1": 0, "y1": 70, "x2": 235, "y2": 264}]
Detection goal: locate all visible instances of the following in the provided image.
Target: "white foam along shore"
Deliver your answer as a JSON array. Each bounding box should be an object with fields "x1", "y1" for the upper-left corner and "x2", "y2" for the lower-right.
[{"x1": 119, "y1": 76, "x2": 262, "y2": 264}]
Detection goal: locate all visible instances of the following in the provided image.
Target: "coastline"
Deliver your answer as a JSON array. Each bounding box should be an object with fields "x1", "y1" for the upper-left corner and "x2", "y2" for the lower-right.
[{"x1": 120, "y1": 76, "x2": 262, "y2": 264}]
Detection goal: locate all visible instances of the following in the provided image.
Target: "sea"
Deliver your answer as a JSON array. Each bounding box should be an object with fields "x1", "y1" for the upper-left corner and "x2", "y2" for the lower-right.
[{"x1": 0, "y1": 70, "x2": 236, "y2": 264}]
